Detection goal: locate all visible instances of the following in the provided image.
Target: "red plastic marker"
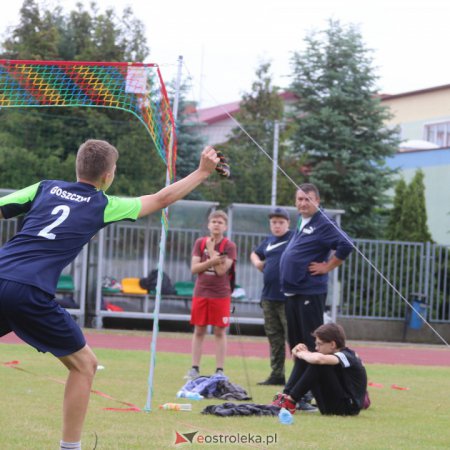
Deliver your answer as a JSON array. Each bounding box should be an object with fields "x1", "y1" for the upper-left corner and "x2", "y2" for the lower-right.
[{"x1": 391, "y1": 384, "x2": 410, "y2": 390}]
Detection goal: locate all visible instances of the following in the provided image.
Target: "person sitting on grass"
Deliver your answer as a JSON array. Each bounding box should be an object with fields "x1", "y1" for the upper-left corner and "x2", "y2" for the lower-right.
[{"x1": 272, "y1": 322, "x2": 368, "y2": 415}]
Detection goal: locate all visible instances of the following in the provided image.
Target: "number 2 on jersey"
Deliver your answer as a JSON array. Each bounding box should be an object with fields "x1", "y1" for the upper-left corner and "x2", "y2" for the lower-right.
[{"x1": 38, "y1": 205, "x2": 70, "y2": 240}]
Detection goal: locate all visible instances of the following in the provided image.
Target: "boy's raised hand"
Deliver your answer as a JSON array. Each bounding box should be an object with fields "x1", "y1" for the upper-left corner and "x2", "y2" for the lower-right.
[
  {"x1": 199, "y1": 146, "x2": 220, "y2": 174},
  {"x1": 214, "y1": 150, "x2": 230, "y2": 178}
]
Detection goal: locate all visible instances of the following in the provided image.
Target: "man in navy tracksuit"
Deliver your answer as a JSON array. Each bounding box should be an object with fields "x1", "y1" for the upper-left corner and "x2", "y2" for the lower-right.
[{"x1": 279, "y1": 183, "x2": 353, "y2": 410}]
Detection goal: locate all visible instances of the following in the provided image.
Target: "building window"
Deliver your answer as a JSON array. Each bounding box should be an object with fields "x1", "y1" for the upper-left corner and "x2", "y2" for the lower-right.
[{"x1": 424, "y1": 121, "x2": 450, "y2": 147}]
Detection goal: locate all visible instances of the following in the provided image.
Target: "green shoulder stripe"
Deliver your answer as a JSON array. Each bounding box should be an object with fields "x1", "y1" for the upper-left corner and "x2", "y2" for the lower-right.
[
  {"x1": 104, "y1": 195, "x2": 141, "y2": 224},
  {"x1": 0, "y1": 182, "x2": 41, "y2": 218},
  {"x1": 0, "y1": 182, "x2": 41, "y2": 207}
]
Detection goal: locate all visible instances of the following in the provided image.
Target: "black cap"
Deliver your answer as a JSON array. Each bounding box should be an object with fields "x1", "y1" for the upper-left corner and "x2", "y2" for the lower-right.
[{"x1": 268, "y1": 207, "x2": 290, "y2": 220}]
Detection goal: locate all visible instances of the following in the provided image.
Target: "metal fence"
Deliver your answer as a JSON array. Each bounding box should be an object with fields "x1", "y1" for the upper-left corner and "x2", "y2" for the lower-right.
[
  {"x1": 339, "y1": 239, "x2": 450, "y2": 323},
  {"x1": 92, "y1": 221, "x2": 450, "y2": 324},
  {"x1": 0, "y1": 196, "x2": 449, "y2": 325},
  {"x1": 93, "y1": 222, "x2": 270, "y2": 327},
  {"x1": 340, "y1": 239, "x2": 423, "y2": 320},
  {"x1": 97, "y1": 220, "x2": 201, "y2": 286}
]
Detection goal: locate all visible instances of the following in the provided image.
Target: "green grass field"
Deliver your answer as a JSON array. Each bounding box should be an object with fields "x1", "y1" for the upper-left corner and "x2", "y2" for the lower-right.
[{"x1": 1, "y1": 341, "x2": 450, "y2": 449}]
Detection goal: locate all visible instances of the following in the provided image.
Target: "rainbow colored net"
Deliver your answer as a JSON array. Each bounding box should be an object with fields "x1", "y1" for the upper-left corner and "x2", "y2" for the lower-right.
[
  {"x1": 0, "y1": 60, "x2": 181, "y2": 412},
  {"x1": 0, "y1": 59, "x2": 176, "y2": 181}
]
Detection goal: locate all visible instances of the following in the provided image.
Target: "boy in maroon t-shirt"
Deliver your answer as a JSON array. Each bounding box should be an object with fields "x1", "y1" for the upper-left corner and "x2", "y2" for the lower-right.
[{"x1": 185, "y1": 210, "x2": 237, "y2": 380}]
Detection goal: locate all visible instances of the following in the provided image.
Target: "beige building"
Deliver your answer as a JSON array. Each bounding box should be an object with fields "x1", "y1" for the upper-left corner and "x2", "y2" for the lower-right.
[{"x1": 381, "y1": 84, "x2": 450, "y2": 149}]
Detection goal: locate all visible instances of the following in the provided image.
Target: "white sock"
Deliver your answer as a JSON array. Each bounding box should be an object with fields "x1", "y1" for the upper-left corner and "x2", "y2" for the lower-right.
[{"x1": 60, "y1": 441, "x2": 81, "y2": 450}]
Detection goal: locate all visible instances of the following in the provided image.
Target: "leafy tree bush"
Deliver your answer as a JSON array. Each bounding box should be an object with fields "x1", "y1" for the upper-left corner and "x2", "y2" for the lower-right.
[{"x1": 0, "y1": 0, "x2": 174, "y2": 195}]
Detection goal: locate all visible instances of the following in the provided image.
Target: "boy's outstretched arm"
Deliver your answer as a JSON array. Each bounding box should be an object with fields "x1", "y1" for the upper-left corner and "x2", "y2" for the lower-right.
[{"x1": 138, "y1": 146, "x2": 219, "y2": 218}]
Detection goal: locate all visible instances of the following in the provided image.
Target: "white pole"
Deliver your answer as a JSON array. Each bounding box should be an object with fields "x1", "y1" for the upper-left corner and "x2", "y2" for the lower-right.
[
  {"x1": 145, "y1": 55, "x2": 183, "y2": 411},
  {"x1": 172, "y1": 55, "x2": 183, "y2": 120},
  {"x1": 271, "y1": 120, "x2": 280, "y2": 207}
]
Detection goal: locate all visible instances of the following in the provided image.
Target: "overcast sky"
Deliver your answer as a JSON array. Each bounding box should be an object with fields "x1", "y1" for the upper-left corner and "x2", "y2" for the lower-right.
[{"x1": 1, "y1": 0, "x2": 449, "y2": 107}]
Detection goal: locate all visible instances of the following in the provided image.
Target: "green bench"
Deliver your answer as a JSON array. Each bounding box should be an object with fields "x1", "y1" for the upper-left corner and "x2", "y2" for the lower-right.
[
  {"x1": 174, "y1": 281, "x2": 194, "y2": 297},
  {"x1": 55, "y1": 274, "x2": 79, "y2": 309},
  {"x1": 56, "y1": 274, "x2": 75, "y2": 293}
]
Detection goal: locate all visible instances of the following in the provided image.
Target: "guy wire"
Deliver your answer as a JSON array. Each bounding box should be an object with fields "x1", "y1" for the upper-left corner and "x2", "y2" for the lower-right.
[{"x1": 182, "y1": 62, "x2": 450, "y2": 348}]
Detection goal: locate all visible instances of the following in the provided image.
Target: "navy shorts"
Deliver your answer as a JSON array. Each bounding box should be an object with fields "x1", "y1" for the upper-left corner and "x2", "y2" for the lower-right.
[{"x1": 0, "y1": 279, "x2": 86, "y2": 357}]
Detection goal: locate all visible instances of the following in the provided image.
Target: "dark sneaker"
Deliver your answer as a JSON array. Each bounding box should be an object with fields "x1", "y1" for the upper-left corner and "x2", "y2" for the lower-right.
[
  {"x1": 257, "y1": 375, "x2": 286, "y2": 386},
  {"x1": 296, "y1": 399, "x2": 318, "y2": 412}
]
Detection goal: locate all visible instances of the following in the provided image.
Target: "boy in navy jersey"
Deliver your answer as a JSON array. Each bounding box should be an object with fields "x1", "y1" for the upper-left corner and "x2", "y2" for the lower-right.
[
  {"x1": 0, "y1": 139, "x2": 219, "y2": 450},
  {"x1": 250, "y1": 207, "x2": 293, "y2": 386},
  {"x1": 272, "y1": 323, "x2": 368, "y2": 416}
]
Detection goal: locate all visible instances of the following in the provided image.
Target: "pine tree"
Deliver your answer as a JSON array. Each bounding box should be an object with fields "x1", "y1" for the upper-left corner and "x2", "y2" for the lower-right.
[
  {"x1": 386, "y1": 171, "x2": 433, "y2": 242},
  {"x1": 289, "y1": 20, "x2": 400, "y2": 238},
  {"x1": 398, "y1": 170, "x2": 433, "y2": 242},
  {"x1": 385, "y1": 178, "x2": 407, "y2": 240}
]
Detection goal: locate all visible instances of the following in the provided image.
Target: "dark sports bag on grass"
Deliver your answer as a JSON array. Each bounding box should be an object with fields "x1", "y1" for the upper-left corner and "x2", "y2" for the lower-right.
[{"x1": 200, "y1": 237, "x2": 236, "y2": 291}]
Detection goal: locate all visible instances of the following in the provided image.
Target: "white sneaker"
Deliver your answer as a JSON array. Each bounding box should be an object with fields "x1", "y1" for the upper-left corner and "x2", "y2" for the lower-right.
[{"x1": 184, "y1": 367, "x2": 200, "y2": 380}]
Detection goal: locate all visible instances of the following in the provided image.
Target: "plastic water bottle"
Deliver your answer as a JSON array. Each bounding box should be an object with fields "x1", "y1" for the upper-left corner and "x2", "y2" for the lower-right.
[
  {"x1": 176, "y1": 390, "x2": 204, "y2": 400},
  {"x1": 159, "y1": 403, "x2": 192, "y2": 411},
  {"x1": 278, "y1": 407, "x2": 293, "y2": 425}
]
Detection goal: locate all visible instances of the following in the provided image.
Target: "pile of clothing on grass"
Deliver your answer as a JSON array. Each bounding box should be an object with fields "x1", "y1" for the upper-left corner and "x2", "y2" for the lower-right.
[
  {"x1": 178, "y1": 373, "x2": 280, "y2": 417},
  {"x1": 178, "y1": 373, "x2": 251, "y2": 401}
]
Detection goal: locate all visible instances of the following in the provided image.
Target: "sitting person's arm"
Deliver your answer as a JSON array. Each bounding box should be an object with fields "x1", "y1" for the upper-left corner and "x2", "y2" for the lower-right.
[{"x1": 293, "y1": 347, "x2": 340, "y2": 365}]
